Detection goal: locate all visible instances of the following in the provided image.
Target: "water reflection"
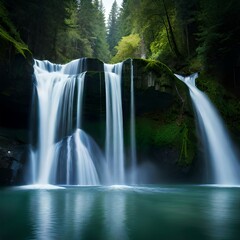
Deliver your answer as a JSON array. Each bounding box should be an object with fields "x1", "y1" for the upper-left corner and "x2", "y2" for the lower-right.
[
  {"x1": 29, "y1": 188, "x2": 97, "y2": 239},
  {"x1": 206, "y1": 189, "x2": 238, "y2": 239},
  {"x1": 30, "y1": 191, "x2": 55, "y2": 240},
  {"x1": 0, "y1": 186, "x2": 239, "y2": 240},
  {"x1": 103, "y1": 188, "x2": 128, "y2": 240}
]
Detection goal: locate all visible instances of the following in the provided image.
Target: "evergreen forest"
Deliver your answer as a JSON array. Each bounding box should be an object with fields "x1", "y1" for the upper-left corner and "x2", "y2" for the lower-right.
[{"x1": 1, "y1": 0, "x2": 240, "y2": 89}]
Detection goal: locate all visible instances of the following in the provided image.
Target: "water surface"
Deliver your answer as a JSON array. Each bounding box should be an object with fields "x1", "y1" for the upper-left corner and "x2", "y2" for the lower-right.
[{"x1": 0, "y1": 185, "x2": 239, "y2": 240}]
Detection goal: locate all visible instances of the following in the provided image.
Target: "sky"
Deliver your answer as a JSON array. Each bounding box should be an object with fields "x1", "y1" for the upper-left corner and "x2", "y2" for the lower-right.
[{"x1": 102, "y1": 0, "x2": 123, "y2": 20}]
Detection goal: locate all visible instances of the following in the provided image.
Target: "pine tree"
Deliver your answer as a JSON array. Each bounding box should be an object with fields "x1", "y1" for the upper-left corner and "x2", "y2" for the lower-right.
[
  {"x1": 107, "y1": 0, "x2": 120, "y2": 55},
  {"x1": 92, "y1": 0, "x2": 111, "y2": 62},
  {"x1": 5, "y1": 0, "x2": 71, "y2": 61},
  {"x1": 117, "y1": 0, "x2": 133, "y2": 38}
]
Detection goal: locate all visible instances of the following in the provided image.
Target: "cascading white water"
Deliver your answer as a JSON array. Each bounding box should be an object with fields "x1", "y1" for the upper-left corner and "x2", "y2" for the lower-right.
[
  {"x1": 30, "y1": 58, "x2": 137, "y2": 186},
  {"x1": 104, "y1": 63, "x2": 125, "y2": 184},
  {"x1": 31, "y1": 59, "x2": 100, "y2": 185},
  {"x1": 130, "y1": 59, "x2": 137, "y2": 184},
  {"x1": 175, "y1": 73, "x2": 240, "y2": 185}
]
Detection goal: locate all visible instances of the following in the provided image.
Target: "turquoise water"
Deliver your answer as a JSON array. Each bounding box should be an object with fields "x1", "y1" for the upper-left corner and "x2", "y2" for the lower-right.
[{"x1": 0, "y1": 185, "x2": 239, "y2": 240}]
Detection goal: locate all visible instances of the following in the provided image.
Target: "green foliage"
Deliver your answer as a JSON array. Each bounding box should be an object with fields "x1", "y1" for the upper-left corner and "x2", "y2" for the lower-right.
[
  {"x1": 145, "y1": 60, "x2": 174, "y2": 77},
  {"x1": 56, "y1": 0, "x2": 110, "y2": 62},
  {"x1": 150, "y1": 28, "x2": 171, "y2": 61},
  {"x1": 107, "y1": 0, "x2": 120, "y2": 55},
  {"x1": 196, "y1": 73, "x2": 240, "y2": 132},
  {"x1": 0, "y1": 28, "x2": 29, "y2": 57},
  {"x1": 56, "y1": 1, "x2": 89, "y2": 61},
  {"x1": 117, "y1": 0, "x2": 136, "y2": 37},
  {"x1": 113, "y1": 0, "x2": 184, "y2": 64},
  {"x1": 4, "y1": 0, "x2": 70, "y2": 61},
  {"x1": 3, "y1": 0, "x2": 110, "y2": 62},
  {"x1": 178, "y1": 124, "x2": 195, "y2": 165},
  {"x1": 135, "y1": 119, "x2": 155, "y2": 147},
  {"x1": 92, "y1": 0, "x2": 111, "y2": 62},
  {"x1": 154, "y1": 122, "x2": 195, "y2": 166},
  {"x1": 111, "y1": 34, "x2": 141, "y2": 63},
  {"x1": 196, "y1": 0, "x2": 240, "y2": 79},
  {"x1": 57, "y1": 0, "x2": 110, "y2": 62},
  {"x1": 174, "y1": 0, "x2": 199, "y2": 58},
  {"x1": 0, "y1": 1, "x2": 30, "y2": 57},
  {"x1": 136, "y1": 117, "x2": 196, "y2": 165},
  {"x1": 154, "y1": 123, "x2": 182, "y2": 145}
]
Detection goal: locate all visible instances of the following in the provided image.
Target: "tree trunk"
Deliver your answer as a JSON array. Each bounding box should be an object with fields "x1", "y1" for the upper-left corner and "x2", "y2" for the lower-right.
[{"x1": 162, "y1": 0, "x2": 182, "y2": 58}]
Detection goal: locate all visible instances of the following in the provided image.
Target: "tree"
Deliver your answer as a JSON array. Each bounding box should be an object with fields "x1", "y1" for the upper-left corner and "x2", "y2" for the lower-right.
[
  {"x1": 107, "y1": 0, "x2": 120, "y2": 55},
  {"x1": 161, "y1": 0, "x2": 181, "y2": 58},
  {"x1": 119, "y1": 0, "x2": 180, "y2": 61},
  {"x1": 197, "y1": 0, "x2": 240, "y2": 85},
  {"x1": 5, "y1": 0, "x2": 71, "y2": 61},
  {"x1": 117, "y1": 0, "x2": 135, "y2": 38},
  {"x1": 174, "y1": 0, "x2": 199, "y2": 58},
  {"x1": 0, "y1": 1, "x2": 29, "y2": 59},
  {"x1": 56, "y1": 0, "x2": 91, "y2": 62},
  {"x1": 111, "y1": 33, "x2": 141, "y2": 62},
  {"x1": 92, "y1": 0, "x2": 111, "y2": 62}
]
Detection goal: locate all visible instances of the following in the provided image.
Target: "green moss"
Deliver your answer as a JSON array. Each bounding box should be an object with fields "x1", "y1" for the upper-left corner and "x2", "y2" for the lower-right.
[
  {"x1": 0, "y1": 2, "x2": 30, "y2": 57},
  {"x1": 135, "y1": 115, "x2": 197, "y2": 166},
  {"x1": 196, "y1": 73, "x2": 240, "y2": 132},
  {"x1": 154, "y1": 123, "x2": 182, "y2": 145},
  {"x1": 144, "y1": 59, "x2": 175, "y2": 79},
  {"x1": 135, "y1": 118, "x2": 155, "y2": 147}
]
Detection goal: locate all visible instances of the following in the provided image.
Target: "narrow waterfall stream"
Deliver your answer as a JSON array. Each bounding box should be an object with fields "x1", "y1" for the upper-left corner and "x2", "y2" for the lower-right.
[
  {"x1": 130, "y1": 59, "x2": 137, "y2": 184},
  {"x1": 175, "y1": 73, "x2": 240, "y2": 185},
  {"x1": 104, "y1": 63, "x2": 125, "y2": 184}
]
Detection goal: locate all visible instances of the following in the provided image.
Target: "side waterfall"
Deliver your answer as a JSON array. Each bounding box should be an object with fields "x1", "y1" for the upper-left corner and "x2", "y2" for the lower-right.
[{"x1": 175, "y1": 73, "x2": 240, "y2": 185}]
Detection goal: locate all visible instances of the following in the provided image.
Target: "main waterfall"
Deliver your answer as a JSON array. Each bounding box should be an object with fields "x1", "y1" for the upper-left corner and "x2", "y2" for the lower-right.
[
  {"x1": 31, "y1": 59, "x2": 100, "y2": 185},
  {"x1": 29, "y1": 58, "x2": 137, "y2": 186},
  {"x1": 175, "y1": 73, "x2": 240, "y2": 185}
]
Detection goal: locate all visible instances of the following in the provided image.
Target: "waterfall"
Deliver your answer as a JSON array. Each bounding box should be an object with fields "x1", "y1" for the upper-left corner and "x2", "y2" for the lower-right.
[
  {"x1": 104, "y1": 63, "x2": 125, "y2": 184},
  {"x1": 175, "y1": 73, "x2": 240, "y2": 185},
  {"x1": 130, "y1": 59, "x2": 137, "y2": 184},
  {"x1": 31, "y1": 59, "x2": 100, "y2": 185},
  {"x1": 29, "y1": 58, "x2": 137, "y2": 186}
]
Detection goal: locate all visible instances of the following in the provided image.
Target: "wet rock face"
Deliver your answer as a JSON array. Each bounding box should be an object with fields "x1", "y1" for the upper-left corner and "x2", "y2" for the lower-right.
[
  {"x1": 0, "y1": 151, "x2": 21, "y2": 185},
  {"x1": 0, "y1": 54, "x2": 33, "y2": 185},
  {"x1": 0, "y1": 137, "x2": 26, "y2": 186},
  {"x1": 0, "y1": 54, "x2": 34, "y2": 129}
]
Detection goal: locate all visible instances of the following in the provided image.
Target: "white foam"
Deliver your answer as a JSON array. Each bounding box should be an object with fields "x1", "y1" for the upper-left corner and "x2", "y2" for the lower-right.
[{"x1": 15, "y1": 184, "x2": 65, "y2": 190}]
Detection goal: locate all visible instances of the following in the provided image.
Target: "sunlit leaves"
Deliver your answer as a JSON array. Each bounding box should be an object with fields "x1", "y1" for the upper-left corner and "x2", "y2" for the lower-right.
[{"x1": 111, "y1": 34, "x2": 141, "y2": 62}]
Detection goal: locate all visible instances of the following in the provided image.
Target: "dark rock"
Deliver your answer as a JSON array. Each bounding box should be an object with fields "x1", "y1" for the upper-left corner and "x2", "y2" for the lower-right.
[
  {"x1": 0, "y1": 136, "x2": 27, "y2": 186},
  {"x1": 136, "y1": 146, "x2": 204, "y2": 184},
  {"x1": 0, "y1": 54, "x2": 34, "y2": 129},
  {"x1": 82, "y1": 58, "x2": 104, "y2": 72}
]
